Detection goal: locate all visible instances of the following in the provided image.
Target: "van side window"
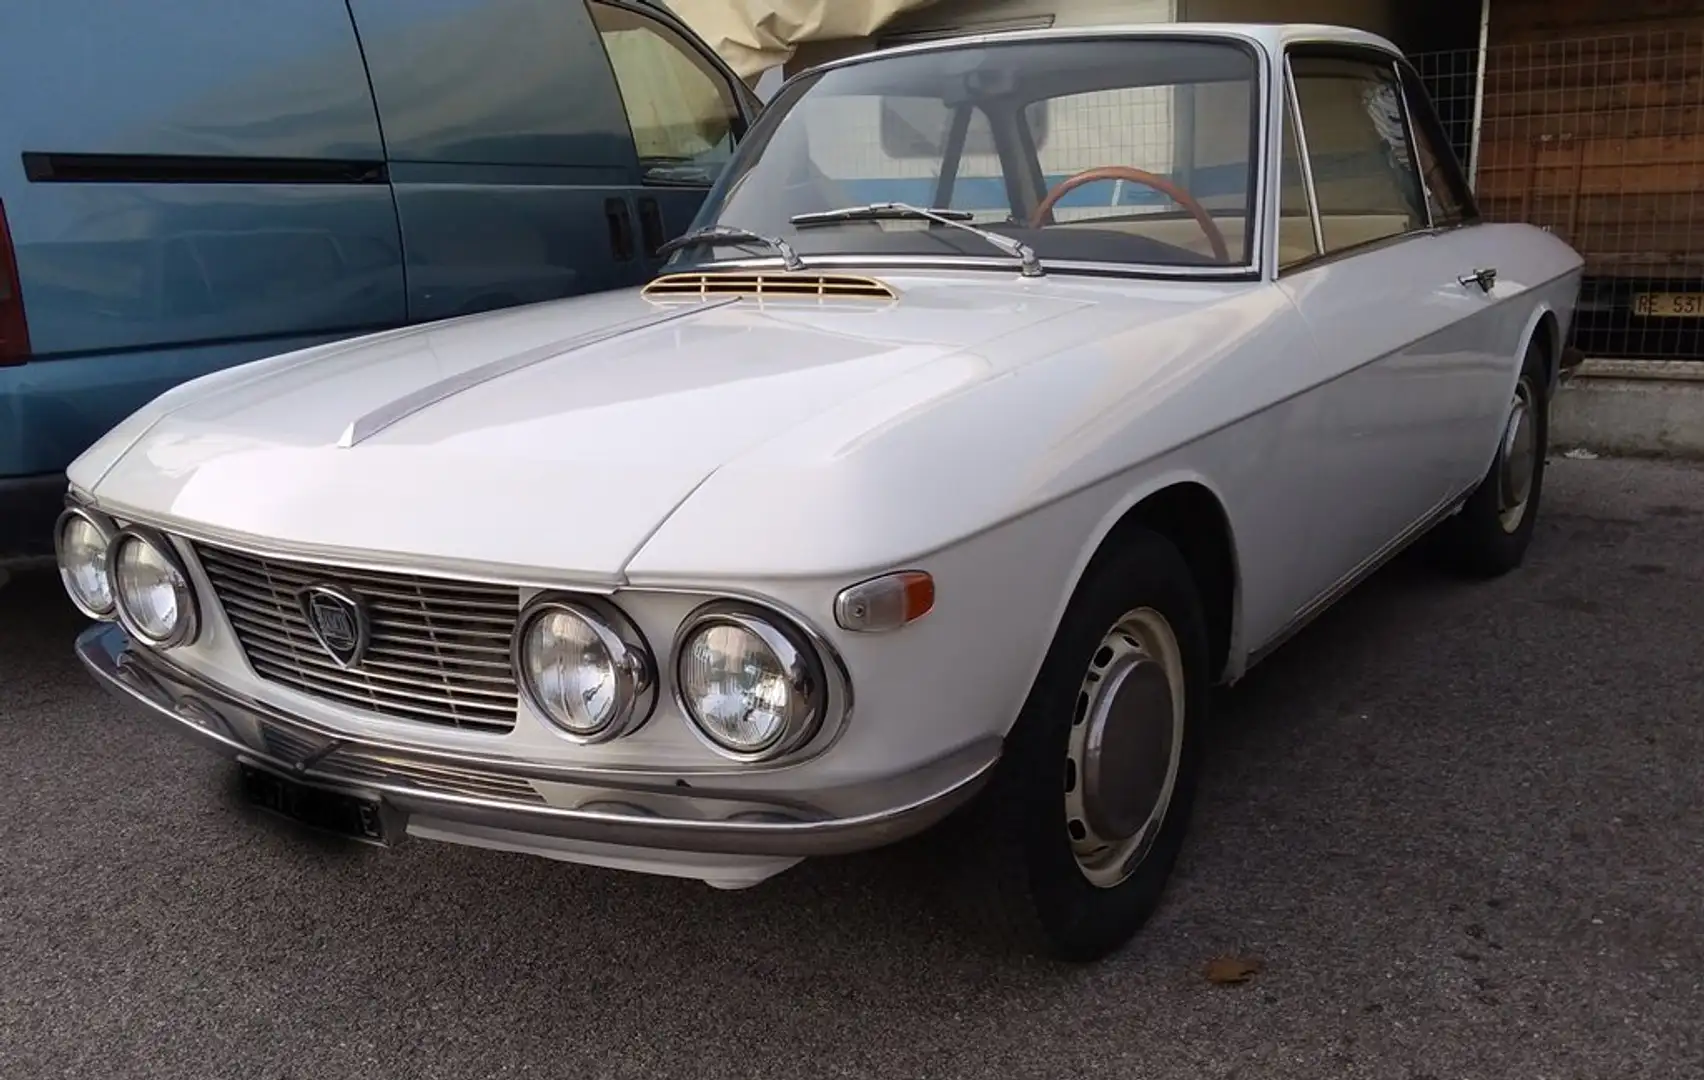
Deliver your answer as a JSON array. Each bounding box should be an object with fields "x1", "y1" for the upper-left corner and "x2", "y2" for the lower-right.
[
  {"x1": 1287, "y1": 54, "x2": 1429, "y2": 255},
  {"x1": 589, "y1": 2, "x2": 742, "y2": 187}
]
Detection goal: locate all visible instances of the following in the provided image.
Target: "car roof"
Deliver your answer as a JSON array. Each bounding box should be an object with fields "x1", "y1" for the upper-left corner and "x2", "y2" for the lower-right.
[{"x1": 806, "y1": 21, "x2": 1404, "y2": 75}]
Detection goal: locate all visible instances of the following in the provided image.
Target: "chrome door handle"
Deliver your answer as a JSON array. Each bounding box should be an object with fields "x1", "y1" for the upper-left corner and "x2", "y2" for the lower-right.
[{"x1": 1457, "y1": 267, "x2": 1497, "y2": 292}]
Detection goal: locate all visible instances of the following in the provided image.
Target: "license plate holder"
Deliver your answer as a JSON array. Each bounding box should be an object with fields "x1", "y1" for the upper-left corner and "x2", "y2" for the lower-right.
[
  {"x1": 238, "y1": 762, "x2": 394, "y2": 846},
  {"x1": 1632, "y1": 292, "x2": 1704, "y2": 318}
]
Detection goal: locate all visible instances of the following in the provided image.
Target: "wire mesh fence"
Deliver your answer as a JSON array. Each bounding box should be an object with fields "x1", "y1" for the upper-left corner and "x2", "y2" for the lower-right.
[{"x1": 1415, "y1": 29, "x2": 1704, "y2": 361}]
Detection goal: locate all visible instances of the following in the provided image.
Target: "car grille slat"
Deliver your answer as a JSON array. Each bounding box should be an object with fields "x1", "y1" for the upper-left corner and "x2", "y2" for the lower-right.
[
  {"x1": 196, "y1": 543, "x2": 521, "y2": 733},
  {"x1": 257, "y1": 724, "x2": 544, "y2": 804},
  {"x1": 239, "y1": 635, "x2": 518, "y2": 695},
  {"x1": 367, "y1": 601, "x2": 515, "y2": 627},
  {"x1": 364, "y1": 628, "x2": 511, "y2": 658}
]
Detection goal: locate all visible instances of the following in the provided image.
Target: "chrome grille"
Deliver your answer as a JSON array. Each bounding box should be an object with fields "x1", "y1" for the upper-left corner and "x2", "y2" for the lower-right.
[{"x1": 196, "y1": 543, "x2": 521, "y2": 733}]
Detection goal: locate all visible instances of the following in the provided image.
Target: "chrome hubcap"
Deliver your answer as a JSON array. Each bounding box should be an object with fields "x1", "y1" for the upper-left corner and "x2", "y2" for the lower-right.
[
  {"x1": 1064, "y1": 607, "x2": 1186, "y2": 889},
  {"x1": 1497, "y1": 376, "x2": 1538, "y2": 533}
]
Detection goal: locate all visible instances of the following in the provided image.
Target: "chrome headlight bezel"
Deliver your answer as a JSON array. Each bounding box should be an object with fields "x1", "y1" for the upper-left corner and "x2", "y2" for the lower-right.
[
  {"x1": 54, "y1": 505, "x2": 118, "y2": 620},
  {"x1": 512, "y1": 594, "x2": 657, "y2": 744},
  {"x1": 671, "y1": 599, "x2": 833, "y2": 764},
  {"x1": 106, "y1": 525, "x2": 200, "y2": 650}
]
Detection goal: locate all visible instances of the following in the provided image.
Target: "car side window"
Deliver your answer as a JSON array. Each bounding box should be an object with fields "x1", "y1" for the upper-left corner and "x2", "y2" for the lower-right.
[
  {"x1": 1287, "y1": 54, "x2": 1429, "y2": 256},
  {"x1": 589, "y1": 1, "x2": 743, "y2": 187},
  {"x1": 1278, "y1": 82, "x2": 1319, "y2": 269},
  {"x1": 1399, "y1": 68, "x2": 1475, "y2": 228}
]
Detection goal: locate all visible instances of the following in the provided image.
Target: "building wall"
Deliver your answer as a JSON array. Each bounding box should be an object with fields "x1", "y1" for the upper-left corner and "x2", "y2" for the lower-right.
[{"x1": 1472, "y1": 0, "x2": 1704, "y2": 358}]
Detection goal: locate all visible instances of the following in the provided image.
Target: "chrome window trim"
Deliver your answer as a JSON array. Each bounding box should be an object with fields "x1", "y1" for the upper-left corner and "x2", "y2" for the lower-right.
[
  {"x1": 676, "y1": 254, "x2": 1263, "y2": 282},
  {"x1": 1274, "y1": 42, "x2": 1489, "y2": 280},
  {"x1": 1392, "y1": 57, "x2": 1484, "y2": 228},
  {"x1": 1282, "y1": 54, "x2": 1326, "y2": 262},
  {"x1": 702, "y1": 27, "x2": 1276, "y2": 281},
  {"x1": 1392, "y1": 60, "x2": 1436, "y2": 232},
  {"x1": 788, "y1": 23, "x2": 1289, "y2": 83}
]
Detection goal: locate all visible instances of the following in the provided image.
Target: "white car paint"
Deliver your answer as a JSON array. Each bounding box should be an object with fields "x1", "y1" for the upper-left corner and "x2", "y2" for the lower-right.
[{"x1": 64, "y1": 22, "x2": 1584, "y2": 889}]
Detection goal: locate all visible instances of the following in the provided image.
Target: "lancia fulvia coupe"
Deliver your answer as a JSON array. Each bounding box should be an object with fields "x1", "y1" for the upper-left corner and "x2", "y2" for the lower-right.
[{"x1": 59, "y1": 23, "x2": 1583, "y2": 961}]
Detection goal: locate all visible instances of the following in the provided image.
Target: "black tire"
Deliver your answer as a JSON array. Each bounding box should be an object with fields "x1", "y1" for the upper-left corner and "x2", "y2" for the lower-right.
[
  {"x1": 947, "y1": 528, "x2": 1211, "y2": 962},
  {"x1": 1433, "y1": 338, "x2": 1550, "y2": 578}
]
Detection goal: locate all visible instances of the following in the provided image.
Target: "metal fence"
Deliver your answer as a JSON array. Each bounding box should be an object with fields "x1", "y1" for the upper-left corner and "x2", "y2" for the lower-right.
[{"x1": 1414, "y1": 30, "x2": 1704, "y2": 361}]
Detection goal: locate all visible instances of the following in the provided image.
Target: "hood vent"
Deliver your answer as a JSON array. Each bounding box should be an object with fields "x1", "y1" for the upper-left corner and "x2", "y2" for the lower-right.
[{"x1": 643, "y1": 271, "x2": 898, "y2": 302}]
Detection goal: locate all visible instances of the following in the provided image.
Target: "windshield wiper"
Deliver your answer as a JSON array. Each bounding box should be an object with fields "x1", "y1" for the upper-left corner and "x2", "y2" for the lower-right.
[
  {"x1": 789, "y1": 202, "x2": 1043, "y2": 277},
  {"x1": 655, "y1": 226, "x2": 804, "y2": 271}
]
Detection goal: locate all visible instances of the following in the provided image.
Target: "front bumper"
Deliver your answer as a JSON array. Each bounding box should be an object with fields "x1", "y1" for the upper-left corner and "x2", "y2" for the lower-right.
[{"x1": 77, "y1": 623, "x2": 998, "y2": 861}]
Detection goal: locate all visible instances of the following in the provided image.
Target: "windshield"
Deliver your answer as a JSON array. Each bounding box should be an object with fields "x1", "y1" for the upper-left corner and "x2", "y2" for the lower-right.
[{"x1": 676, "y1": 36, "x2": 1264, "y2": 274}]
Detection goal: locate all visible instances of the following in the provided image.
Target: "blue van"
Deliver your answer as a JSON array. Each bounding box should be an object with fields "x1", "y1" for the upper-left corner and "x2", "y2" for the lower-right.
[{"x1": 0, "y1": 0, "x2": 758, "y2": 564}]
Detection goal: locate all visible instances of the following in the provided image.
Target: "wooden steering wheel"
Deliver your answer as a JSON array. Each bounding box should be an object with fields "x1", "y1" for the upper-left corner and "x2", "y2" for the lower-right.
[{"x1": 1028, "y1": 166, "x2": 1231, "y2": 263}]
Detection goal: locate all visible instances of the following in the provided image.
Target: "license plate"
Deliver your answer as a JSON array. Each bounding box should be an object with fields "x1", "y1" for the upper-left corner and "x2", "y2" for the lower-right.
[
  {"x1": 239, "y1": 763, "x2": 392, "y2": 845},
  {"x1": 1632, "y1": 292, "x2": 1704, "y2": 318}
]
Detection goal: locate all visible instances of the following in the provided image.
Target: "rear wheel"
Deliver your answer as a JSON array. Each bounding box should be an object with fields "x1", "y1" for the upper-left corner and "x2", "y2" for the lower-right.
[
  {"x1": 953, "y1": 529, "x2": 1210, "y2": 962},
  {"x1": 1434, "y1": 338, "x2": 1550, "y2": 578}
]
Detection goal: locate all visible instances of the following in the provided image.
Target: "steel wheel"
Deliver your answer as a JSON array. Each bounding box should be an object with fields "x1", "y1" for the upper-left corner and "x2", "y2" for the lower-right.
[
  {"x1": 1063, "y1": 606, "x2": 1187, "y2": 889},
  {"x1": 1497, "y1": 375, "x2": 1539, "y2": 534}
]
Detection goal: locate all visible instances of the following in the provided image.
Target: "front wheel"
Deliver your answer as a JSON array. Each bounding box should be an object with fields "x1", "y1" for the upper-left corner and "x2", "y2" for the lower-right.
[{"x1": 952, "y1": 529, "x2": 1210, "y2": 962}]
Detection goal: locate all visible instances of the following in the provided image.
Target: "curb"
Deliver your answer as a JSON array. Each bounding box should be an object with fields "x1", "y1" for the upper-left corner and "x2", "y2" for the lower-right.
[{"x1": 1552, "y1": 359, "x2": 1704, "y2": 461}]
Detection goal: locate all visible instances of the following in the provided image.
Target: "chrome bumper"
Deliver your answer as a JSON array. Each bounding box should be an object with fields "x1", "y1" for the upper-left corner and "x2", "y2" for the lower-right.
[{"x1": 76, "y1": 623, "x2": 997, "y2": 859}]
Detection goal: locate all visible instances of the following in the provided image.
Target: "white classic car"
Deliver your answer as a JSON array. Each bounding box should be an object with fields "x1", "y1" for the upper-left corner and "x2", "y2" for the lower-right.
[{"x1": 59, "y1": 22, "x2": 1582, "y2": 961}]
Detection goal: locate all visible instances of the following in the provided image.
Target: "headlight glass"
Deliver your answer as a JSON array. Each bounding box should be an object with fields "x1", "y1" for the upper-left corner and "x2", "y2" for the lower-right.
[
  {"x1": 516, "y1": 600, "x2": 654, "y2": 743},
  {"x1": 675, "y1": 607, "x2": 826, "y2": 760},
  {"x1": 111, "y1": 531, "x2": 196, "y2": 647},
  {"x1": 55, "y1": 510, "x2": 114, "y2": 618}
]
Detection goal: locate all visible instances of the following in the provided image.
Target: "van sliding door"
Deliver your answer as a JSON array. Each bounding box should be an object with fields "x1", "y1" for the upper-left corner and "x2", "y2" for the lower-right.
[
  {"x1": 0, "y1": 0, "x2": 406, "y2": 472},
  {"x1": 347, "y1": 0, "x2": 649, "y2": 320}
]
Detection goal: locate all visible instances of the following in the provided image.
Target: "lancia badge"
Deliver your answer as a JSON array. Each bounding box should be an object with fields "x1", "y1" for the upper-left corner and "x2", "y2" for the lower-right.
[{"x1": 298, "y1": 584, "x2": 370, "y2": 668}]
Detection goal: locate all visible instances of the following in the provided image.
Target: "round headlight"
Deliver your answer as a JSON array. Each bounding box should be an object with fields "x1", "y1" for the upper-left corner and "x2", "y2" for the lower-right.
[
  {"x1": 54, "y1": 508, "x2": 116, "y2": 619},
  {"x1": 109, "y1": 528, "x2": 198, "y2": 648},
  {"x1": 515, "y1": 599, "x2": 655, "y2": 743},
  {"x1": 675, "y1": 604, "x2": 826, "y2": 761}
]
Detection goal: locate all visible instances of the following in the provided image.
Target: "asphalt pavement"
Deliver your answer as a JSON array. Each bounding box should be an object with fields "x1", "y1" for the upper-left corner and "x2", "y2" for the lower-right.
[{"x1": 2, "y1": 456, "x2": 1701, "y2": 1080}]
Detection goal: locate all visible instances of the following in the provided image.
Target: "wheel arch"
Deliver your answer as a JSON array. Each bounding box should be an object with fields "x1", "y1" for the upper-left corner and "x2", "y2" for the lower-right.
[
  {"x1": 1063, "y1": 475, "x2": 1243, "y2": 686},
  {"x1": 1520, "y1": 302, "x2": 1563, "y2": 390}
]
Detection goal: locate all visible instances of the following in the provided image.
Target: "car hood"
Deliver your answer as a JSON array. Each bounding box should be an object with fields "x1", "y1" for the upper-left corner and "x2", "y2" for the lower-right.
[{"x1": 78, "y1": 279, "x2": 1099, "y2": 579}]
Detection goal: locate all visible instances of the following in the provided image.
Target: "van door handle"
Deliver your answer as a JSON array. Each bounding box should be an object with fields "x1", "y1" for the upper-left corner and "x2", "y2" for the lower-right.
[
  {"x1": 1457, "y1": 267, "x2": 1497, "y2": 292},
  {"x1": 636, "y1": 196, "x2": 665, "y2": 257},
  {"x1": 604, "y1": 198, "x2": 635, "y2": 262}
]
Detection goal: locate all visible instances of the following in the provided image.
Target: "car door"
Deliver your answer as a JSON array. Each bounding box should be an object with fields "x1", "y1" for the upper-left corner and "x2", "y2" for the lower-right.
[
  {"x1": 1273, "y1": 46, "x2": 1496, "y2": 597},
  {"x1": 1393, "y1": 60, "x2": 1537, "y2": 498},
  {"x1": 347, "y1": 0, "x2": 650, "y2": 322},
  {"x1": 586, "y1": 0, "x2": 754, "y2": 278}
]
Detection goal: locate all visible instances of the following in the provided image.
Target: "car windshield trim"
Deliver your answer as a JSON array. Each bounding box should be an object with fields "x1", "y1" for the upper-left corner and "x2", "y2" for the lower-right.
[
  {"x1": 669, "y1": 33, "x2": 1274, "y2": 281},
  {"x1": 680, "y1": 253, "x2": 1264, "y2": 283},
  {"x1": 788, "y1": 24, "x2": 1280, "y2": 89}
]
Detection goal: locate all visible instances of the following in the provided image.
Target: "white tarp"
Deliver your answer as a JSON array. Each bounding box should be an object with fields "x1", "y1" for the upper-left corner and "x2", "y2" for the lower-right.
[{"x1": 663, "y1": 0, "x2": 944, "y2": 79}]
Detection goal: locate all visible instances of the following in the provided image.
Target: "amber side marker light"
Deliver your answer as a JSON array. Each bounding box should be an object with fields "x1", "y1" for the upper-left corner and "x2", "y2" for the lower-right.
[{"x1": 833, "y1": 571, "x2": 935, "y2": 633}]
